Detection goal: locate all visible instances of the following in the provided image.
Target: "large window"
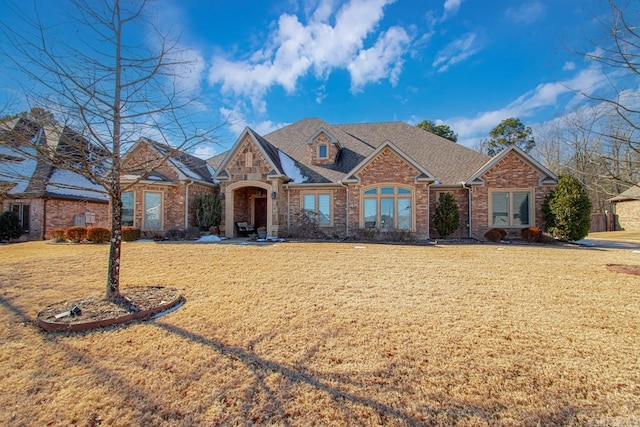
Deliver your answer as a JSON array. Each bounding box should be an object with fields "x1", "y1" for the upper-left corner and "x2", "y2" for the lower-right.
[
  {"x1": 362, "y1": 185, "x2": 413, "y2": 230},
  {"x1": 9, "y1": 203, "x2": 29, "y2": 233},
  {"x1": 122, "y1": 192, "x2": 134, "y2": 226},
  {"x1": 144, "y1": 192, "x2": 162, "y2": 230},
  {"x1": 303, "y1": 192, "x2": 331, "y2": 226},
  {"x1": 490, "y1": 190, "x2": 532, "y2": 227}
]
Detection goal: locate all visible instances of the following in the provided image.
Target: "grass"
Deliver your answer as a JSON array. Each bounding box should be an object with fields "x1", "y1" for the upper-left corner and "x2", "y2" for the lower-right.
[
  {"x1": 588, "y1": 230, "x2": 640, "y2": 242},
  {"x1": 1, "y1": 240, "x2": 639, "y2": 426}
]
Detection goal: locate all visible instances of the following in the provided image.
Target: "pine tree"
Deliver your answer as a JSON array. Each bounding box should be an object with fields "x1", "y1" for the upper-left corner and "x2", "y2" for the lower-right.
[
  {"x1": 434, "y1": 192, "x2": 460, "y2": 238},
  {"x1": 543, "y1": 175, "x2": 592, "y2": 241}
]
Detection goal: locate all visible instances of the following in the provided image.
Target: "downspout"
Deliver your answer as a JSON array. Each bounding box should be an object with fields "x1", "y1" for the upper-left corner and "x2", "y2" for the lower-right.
[
  {"x1": 426, "y1": 183, "x2": 431, "y2": 240},
  {"x1": 461, "y1": 182, "x2": 472, "y2": 239},
  {"x1": 338, "y1": 180, "x2": 349, "y2": 236},
  {"x1": 184, "y1": 179, "x2": 193, "y2": 229},
  {"x1": 285, "y1": 183, "x2": 290, "y2": 234}
]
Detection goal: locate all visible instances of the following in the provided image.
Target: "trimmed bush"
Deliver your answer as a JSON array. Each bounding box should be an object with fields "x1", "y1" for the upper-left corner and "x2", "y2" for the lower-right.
[
  {"x1": 185, "y1": 227, "x2": 201, "y2": 240},
  {"x1": 47, "y1": 228, "x2": 66, "y2": 242},
  {"x1": 87, "y1": 227, "x2": 111, "y2": 243},
  {"x1": 543, "y1": 175, "x2": 592, "y2": 241},
  {"x1": 165, "y1": 228, "x2": 185, "y2": 240},
  {"x1": 65, "y1": 226, "x2": 87, "y2": 243},
  {"x1": 434, "y1": 192, "x2": 460, "y2": 238},
  {"x1": 521, "y1": 227, "x2": 542, "y2": 243},
  {"x1": 0, "y1": 211, "x2": 23, "y2": 242},
  {"x1": 122, "y1": 226, "x2": 141, "y2": 242},
  {"x1": 484, "y1": 228, "x2": 506, "y2": 242}
]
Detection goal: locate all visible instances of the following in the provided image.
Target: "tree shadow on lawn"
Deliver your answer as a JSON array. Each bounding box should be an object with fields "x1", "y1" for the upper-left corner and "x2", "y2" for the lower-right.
[{"x1": 0, "y1": 295, "x2": 583, "y2": 425}]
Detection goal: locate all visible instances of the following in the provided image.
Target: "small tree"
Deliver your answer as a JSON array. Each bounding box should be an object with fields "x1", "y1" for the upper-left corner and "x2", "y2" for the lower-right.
[
  {"x1": 543, "y1": 175, "x2": 592, "y2": 241},
  {"x1": 484, "y1": 117, "x2": 535, "y2": 156},
  {"x1": 194, "y1": 193, "x2": 222, "y2": 230},
  {"x1": 434, "y1": 192, "x2": 460, "y2": 238},
  {"x1": 0, "y1": 211, "x2": 23, "y2": 242},
  {"x1": 417, "y1": 120, "x2": 458, "y2": 142}
]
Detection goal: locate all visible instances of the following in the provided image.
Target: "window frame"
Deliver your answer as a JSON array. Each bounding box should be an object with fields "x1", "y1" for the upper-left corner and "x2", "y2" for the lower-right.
[
  {"x1": 301, "y1": 191, "x2": 333, "y2": 227},
  {"x1": 9, "y1": 203, "x2": 30, "y2": 233},
  {"x1": 142, "y1": 191, "x2": 163, "y2": 231},
  {"x1": 317, "y1": 144, "x2": 328, "y2": 159},
  {"x1": 488, "y1": 188, "x2": 534, "y2": 228},
  {"x1": 122, "y1": 191, "x2": 135, "y2": 227},
  {"x1": 361, "y1": 184, "x2": 414, "y2": 230}
]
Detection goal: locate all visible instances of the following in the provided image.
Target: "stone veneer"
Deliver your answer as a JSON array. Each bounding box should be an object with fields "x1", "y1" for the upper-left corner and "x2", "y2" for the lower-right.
[{"x1": 614, "y1": 199, "x2": 640, "y2": 231}]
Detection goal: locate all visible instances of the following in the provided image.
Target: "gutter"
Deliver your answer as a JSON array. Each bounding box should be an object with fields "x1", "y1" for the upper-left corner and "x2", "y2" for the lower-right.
[{"x1": 184, "y1": 179, "x2": 193, "y2": 229}]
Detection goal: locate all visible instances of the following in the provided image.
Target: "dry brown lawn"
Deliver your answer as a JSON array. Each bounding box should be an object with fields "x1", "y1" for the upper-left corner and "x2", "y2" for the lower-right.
[{"x1": 0, "y1": 240, "x2": 639, "y2": 426}]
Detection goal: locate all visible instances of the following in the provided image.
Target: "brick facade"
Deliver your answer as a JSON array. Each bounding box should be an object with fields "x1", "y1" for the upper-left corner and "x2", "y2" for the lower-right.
[
  {"x1": 309, "y1": 132, "x2": 339, "y2": 166},
  {"x1": 471, "y1": 151, "x2": 554, "y2": 239},
  {"x1": 614, "y1": 200, "x2": 640, "y2": 231},
  {"x1": 2, "y1": 197, "x2": 109, "y2": 240}
]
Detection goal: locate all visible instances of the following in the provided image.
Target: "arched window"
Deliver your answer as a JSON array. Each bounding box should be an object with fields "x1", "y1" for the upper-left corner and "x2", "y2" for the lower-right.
[{"x1": 362, "y1": 185, "x2": 413, "y2": 230}]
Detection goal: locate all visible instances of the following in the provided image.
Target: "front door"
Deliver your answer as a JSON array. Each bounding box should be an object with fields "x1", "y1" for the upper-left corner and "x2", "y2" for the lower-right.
[{"x1": 254, "y1": 197, "x2": 267, "y2": 229}]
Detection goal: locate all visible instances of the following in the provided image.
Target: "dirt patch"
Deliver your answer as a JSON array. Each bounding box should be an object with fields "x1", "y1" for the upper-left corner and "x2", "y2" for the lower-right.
[
  {"x1": 606, "y1": 264, "x2": 640, "y2": 276},
  {"x1": 37, "y1": 286, "x2": 183, "y2": 331}
]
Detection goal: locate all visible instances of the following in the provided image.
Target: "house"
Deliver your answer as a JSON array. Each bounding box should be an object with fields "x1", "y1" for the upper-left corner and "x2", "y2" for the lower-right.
[
  {"x1": 211, "y1": 118, "x2": 557, "y2": 239},
  {"x1": 119, "y1": 138, "x2": 218, "y2": 237},
  {"x1": 0, "y1": 119, "x2": 110, "y2": 240},
  {"x1": 609, "y1": 184, "x2": 640, "y2": 231}
]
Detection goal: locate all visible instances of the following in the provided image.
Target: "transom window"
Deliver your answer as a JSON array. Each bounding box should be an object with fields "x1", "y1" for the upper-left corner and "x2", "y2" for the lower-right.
[
  {"x1": 318, "y1": 145, "x2": 328, "y2": 159},
  {"x1": 303, "y1": 192, "x2": 331, "y2": 226},
  {"x1": 122, "y1": 192, "x2": 134, "y2": 227},
  {"x1": 490, "y1": 190, "x2": 533, "y2": 227},
  {"x1": 363, "y1": 185, "x2": 413, "y2": 230}
]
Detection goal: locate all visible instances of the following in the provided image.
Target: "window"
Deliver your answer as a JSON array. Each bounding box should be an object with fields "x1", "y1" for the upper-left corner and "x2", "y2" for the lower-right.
[
  {"x1": 362, "y1": 185, "x2": 413, "y2": 230},
  {"x1": 490, "y1": 190, "x2": 532, "y2": 227},
  {"x1": 9, "y1": 203, "x2": 29, "y2": 233},
  {"x1": 122, "y1": 192, "x2": 134, "y2": 226},
  {"x1": 318, "y1": 145, "x2": 328, "y2": 159},
  {"x1": 144, "y1": 192, "x2": 162, "y2": 230},
  {"x1": 303, "y1": 192, "x2": 331, "y2": 226}
]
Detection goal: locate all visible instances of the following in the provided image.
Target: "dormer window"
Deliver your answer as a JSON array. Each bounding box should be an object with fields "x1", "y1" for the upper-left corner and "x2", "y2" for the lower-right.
[{"x1": 318, "y1": 145, "x2": 328, "y2": 159}]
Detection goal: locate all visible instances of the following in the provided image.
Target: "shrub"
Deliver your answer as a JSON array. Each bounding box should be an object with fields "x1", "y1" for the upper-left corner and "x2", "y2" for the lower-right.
[
  {"x1": 434, "y1": 192, "x2": 460, "y2": 238},
  {"x1": 0, "y1": 211, "x2": 22, "y2": 242},
  {"x1": 165, "y1": 228, "x2": 185, "y2": 240},
  {"x1": 543, "y1": 175, "x2": 592, "y2": 241},
  {"x1": 184, "y1": 227, "x2": 201, "y2": 240},
  {"x1": 122, "y1": 226, "x2": 141, "y2": 242},
  {"x1": 290, "y1": 210, "x2": 327, "y2": 239},
  {"x1": 484, "y1": 228, "x2": 505, "y2": 242},
  {"x1": 47, "y1": 228, "x2": 66, "y2": 242},
  {"x1": 521, "y1": 227, "x2": 542, "y2": 243},
  {"x1": 87, "y1": 227, "x2": 111, "y2": 243},
  {"x1": 65, "y1": 226, "x2": 87, "y2": 243},
  {"x1": 194, "y1": 193, "x2": 222, "y2": 231}
]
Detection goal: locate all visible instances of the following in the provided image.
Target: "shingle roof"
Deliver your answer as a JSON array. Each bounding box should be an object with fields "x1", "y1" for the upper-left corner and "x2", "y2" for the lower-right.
[
  {"x1": 610, "y1": 184, "x2": 640, "y2": 202},
  {"x1": 261, "y1": 118, "x2": 490, "y2": 185},
  {"x1": 142, "y1": 138, "x2": 215, "y2": 184}
]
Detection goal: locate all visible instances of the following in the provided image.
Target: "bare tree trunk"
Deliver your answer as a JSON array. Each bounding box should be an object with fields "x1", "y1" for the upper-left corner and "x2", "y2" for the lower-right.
[{"x1": 107, "y1": 185, "x2": 123, "y2": 300}]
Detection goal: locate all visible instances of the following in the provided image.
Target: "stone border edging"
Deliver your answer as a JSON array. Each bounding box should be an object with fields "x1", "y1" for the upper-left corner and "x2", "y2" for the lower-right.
[
  {"x1": 37, "y1": 293, "x2": 185, "y2": 333},
  {"x1": 605, "y1": 264, "x2": 640, "y2": 276}
]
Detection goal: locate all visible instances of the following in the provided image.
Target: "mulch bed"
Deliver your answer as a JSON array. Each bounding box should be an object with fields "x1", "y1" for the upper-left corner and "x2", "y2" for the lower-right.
[
  {"x1": 37, "y1": 286, "x2": 183, "y2": 332},
  {"x1": 605, "y1": 264, "x2": 640, "y2": 276}
]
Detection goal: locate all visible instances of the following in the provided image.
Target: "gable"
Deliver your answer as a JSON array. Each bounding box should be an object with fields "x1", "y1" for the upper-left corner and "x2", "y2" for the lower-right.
[
  {"x1": 223, "y1": 134, "x2": 279, "y2": 182},
  {"x1": 122, "y1": 142, "x2": 180, "y2": 182},
  {"x1": 347, "y1": 142, "x2": 435, "y2": 185},
  {"x1": 469, "y1": 145, "x2": 557, "y2": 187}
]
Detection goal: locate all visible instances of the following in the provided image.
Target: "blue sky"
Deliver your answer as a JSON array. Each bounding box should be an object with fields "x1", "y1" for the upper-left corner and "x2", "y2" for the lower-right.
[{"x1": 0, "y1": 0, "x2": 628, "y2": 158}]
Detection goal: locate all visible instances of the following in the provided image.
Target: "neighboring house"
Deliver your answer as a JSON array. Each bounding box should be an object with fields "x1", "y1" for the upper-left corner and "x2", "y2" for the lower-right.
[
  {"x1": 212, "y1": 118, "x2": 557, "y2": 239},
  {"x1": 0, "y1": 118, "x2": 109, "y2": 240},
  {"x1": 609, "y1": 184, "x2": 640, "y2": 231},
  {"x1": 120, "y1": 138, "x2": 218, "y2": 237}
]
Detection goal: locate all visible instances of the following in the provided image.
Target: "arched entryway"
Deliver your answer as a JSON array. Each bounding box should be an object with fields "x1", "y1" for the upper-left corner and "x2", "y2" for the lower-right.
[{"x1": 224, "y1": 181, "x2": 274, "y2": 237}]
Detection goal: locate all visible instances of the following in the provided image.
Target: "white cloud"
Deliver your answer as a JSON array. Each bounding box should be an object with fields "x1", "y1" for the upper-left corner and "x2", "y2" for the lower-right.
[
  {"x1": 432, "y1": 32, "x2": 481, "y2": 72},
  {"x1": 348, "y1": 26, "x2": 410, "y2": 93},
  {"x1": 448, "y1": 66, "x2": 610, "y2": 145},
  {"x1": 562, "y1": 61, "x2": 576, "y2": 71},
  {"x1": 220, "y1": 106, "x2": 289, "y2": 138},
  {"x1": 442, "y1": 0, "x2": 464, "y2": 19},
  {"x1": 208, "y1": 0, "x2": 410, "y2": 110},
  {"x1": 505, "y1": 2, "x2": 545, "y2": 25}
]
